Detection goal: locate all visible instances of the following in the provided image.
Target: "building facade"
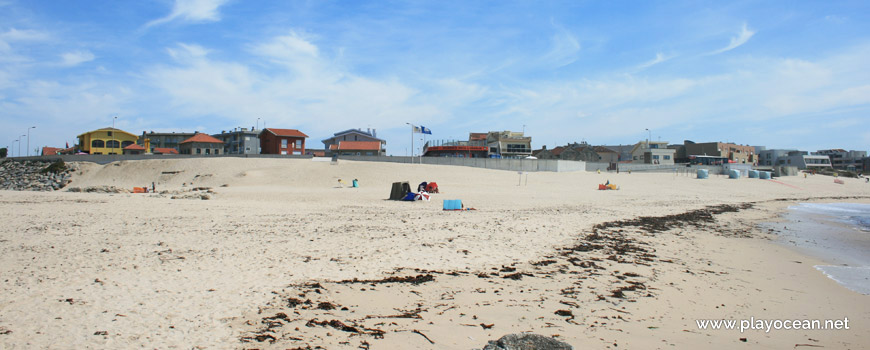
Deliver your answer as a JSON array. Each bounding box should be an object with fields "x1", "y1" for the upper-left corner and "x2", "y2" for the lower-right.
[
  {"x1": 681, "y1": 141, "x2": 756, "y2": 164},
  {"x1": 77, "y1": 127, "x2": 138, "y2": 155},
  {"x1": 423, "y1": 134, "x2": 488, "y2": 158},
  {"x1": 139, "y1": 131, "x2": 196, "y2": 152},
  {"x1": 322, "y1": 128, "x2": 385, "y2": 151},
  {"x1": 813, "y1": 149, "x2": 867, "y2": 170},
  {"x1": 758, "y1": 149, "x2": 832, "y2": 169},
  {"x1": 179, "y1": 133, "x2": 225, "y2": 155},
  {"x1": 630, "y1": 140, "x2": 676, "y2": 165},
  {"x1": 486, "y1": 131, "x2": 532, "y2": 158},
  {"x1": 329, "y1": 141, "x2": 384, "y2": 156},
  {"x1": 260, "y1": 128, "x2": 308, "y2": 155},
  {"x1": 212, "y1": 128, "x2": 261, "y2": 154}
]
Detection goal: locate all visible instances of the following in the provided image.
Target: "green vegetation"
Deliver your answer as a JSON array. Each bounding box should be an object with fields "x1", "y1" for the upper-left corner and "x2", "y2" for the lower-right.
[{"x1": 41, "y1": 159, "x2": 67, "y2": 174}]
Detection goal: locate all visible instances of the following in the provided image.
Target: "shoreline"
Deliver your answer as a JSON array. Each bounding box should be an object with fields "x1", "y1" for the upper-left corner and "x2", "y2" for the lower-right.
[{"x1": 1, "y1": 159, "x2": 869, "y2": 349}]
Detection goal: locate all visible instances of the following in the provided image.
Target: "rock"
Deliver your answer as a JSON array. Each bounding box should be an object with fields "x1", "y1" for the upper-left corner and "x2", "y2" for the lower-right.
[{"x1": 482, "y1": 334, "x2": 573, "y2": 350}]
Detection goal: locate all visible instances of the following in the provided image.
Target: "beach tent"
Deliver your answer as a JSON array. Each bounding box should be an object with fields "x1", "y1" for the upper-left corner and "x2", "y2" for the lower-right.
[
  {"x1": 389, "y1": 181, "x2": 411, "y2": 200},
  {"x1": 443, "y1": 199, "x2": 462, "y2": 210},
  {"x1": 759, "y1": 171, "x2": 771, "y2": 179},
  {"x1": 728, "y1": 169, "x2": 740, "y2": 179},
  {"x1": 697, "y1": 169, "x2": 709, "y2": 179},
  {"x1": 425, "y1": 182, "x2": 438, "y2": 193},
  {"x1": 748, "y1": 170, "x2": 759, "y2": 178}
]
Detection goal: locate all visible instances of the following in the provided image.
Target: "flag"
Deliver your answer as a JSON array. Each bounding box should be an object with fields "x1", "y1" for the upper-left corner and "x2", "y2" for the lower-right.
[
  {"x1": 411, "y1": 125, "x2": 422, "y2": 133},
  {"x1": 65, "y1": 141, "x2": 69, "y2": 148},
  {"x1": 421, "y1": 126, "x2": 432, "y2": 135}
]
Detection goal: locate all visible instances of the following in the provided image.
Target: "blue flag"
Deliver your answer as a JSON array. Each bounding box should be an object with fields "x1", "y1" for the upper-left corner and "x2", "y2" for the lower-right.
[{"x1": 421, "y1": 126, "x2": 432, "y2": 134}]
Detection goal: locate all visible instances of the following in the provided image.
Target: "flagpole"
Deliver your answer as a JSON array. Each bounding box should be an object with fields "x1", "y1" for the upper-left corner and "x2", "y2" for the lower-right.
[{"x1": 405, "y1": 123, "x2": 413, "y2": 164}]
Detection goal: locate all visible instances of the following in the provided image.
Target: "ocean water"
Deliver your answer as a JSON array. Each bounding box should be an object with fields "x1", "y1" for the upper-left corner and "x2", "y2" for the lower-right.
[{"x1": 767, "y1": 202, "x2": 870, "y2": 295}]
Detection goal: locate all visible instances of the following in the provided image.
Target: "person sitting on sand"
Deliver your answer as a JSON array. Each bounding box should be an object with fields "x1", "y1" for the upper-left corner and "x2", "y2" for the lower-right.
[{"x1": 418, "y1": 181, "x2": 428, "y2": 192}]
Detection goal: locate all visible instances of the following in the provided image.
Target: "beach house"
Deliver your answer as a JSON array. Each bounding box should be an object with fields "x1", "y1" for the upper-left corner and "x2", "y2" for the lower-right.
[
  {"x1": 178, "y1": 133, "x2": 225, "y2": 155},
  {"x1": 76, "y1": 127, "x2": 139, "y2": 155},
  {"x1": 630, "y1": 140, "x2": 676, "y2": 165},
  {"x1": 485, "y1": 131, "x2": 532, "y2": 158},
  {"x1": 328, "y1": 141, "x2": 385, "y2": 156},
  {"x1": 758, "y1": 149, "x2": 832, "y2": 169},
  {"x1": 212, "y1": 128, "x2": 261, "y2": 155},
  {"x1": 139, "y1": 131, "x2": 197, "y2": 153},
  {"x1": 259, "y1": 128, "x2": 308, "y2": 155},
  {"x1": 322, "y1": 128, "x2": 385, "y2": 151}
]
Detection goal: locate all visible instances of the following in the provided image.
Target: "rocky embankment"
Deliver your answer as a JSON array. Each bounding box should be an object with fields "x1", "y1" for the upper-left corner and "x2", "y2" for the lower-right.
[{"x1": 0, "y1": 159, "x2": 74, "y2": 191}]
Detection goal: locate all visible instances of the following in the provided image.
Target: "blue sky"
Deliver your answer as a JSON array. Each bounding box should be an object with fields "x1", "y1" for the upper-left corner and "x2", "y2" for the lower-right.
[{"x1": 1, "y1": 0, "x2": 869, "y2": 156}]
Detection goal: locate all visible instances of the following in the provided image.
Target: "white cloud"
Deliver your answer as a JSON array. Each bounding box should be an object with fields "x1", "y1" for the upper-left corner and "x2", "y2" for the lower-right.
[
  {"x1": 634, "y1": 52, "x2": 675, "y2": 71},
  {"x1": 543, "y1": 21, "x2": 581, "y2": 67},
  {"x1": 145, "y1": 0, "x2": 230, "y2": 27},
  {"x1": 709, "y1": 23, "x2": 755, "y2": 55},
  {"x1": 60, "y1": 50, "x2": 95, "y2": 66},
  {"x1": 0, "y1": 28, "x2": 49, "y2": 42}
]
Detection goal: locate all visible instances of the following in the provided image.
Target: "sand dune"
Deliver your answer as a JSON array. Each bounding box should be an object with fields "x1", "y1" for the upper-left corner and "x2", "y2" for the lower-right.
[{"x1": 1, "y1": 158, "x2": 868, "y2": 349}]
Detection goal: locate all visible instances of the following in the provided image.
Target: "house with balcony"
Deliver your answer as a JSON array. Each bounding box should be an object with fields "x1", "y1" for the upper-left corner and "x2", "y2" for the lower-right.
[
  {"x1": 485, "y1": 131, "x2": 532, "y2": 158},
  {"x1": 139, "y1": 131, "x2": 197, "y2": 152},
  {"x1": 814, "y1": 149, "x2": 867, "y2": 170},
  {"x1": 630, "y1": 140, "x2": 676, "y2": 165},
  {"x1": 758, "y1": 149, "x2": 832, "y2": 170},
  {"x1": 212, "y1": 128, "x2": 261, "y2": 154}
]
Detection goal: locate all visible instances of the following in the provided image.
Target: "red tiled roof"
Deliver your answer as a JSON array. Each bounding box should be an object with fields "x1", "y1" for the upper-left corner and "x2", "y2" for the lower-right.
[
  {"x1": 180, "y1": 133, "x2": 224, "y2": 144},
  {"x1": 42, "y1": 147, "x2": 62, "y2": 156},
  {"x1": 329, "y1": 144, "x2": 338, "y2": 150},
  {"x1": 338, "y1": 141, "x2": 381, "y2": 151},
  {"x1": 550, "y1": 146, "x2": 566, "y2": 156},
  {"x1": 153, "y1": 148, "x2": 179, "y2": 154},
  {"x1": 123, "y1": 144, "x2": 145, "y2": 150},
  {"x1": 266, "y1": 128, "x2": 309, "y2": 138}
]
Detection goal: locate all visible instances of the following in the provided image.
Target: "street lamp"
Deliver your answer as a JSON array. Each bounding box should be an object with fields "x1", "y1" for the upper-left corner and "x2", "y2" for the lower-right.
[
  {"x1": 12, "y1": 139, "x2": 18, "y2": 158},
  {"x1": 27, "y1": 126, "x2": 35, "y2": 157},
  {"x1": 112, "y1": 116, "x2": 118, "y2": 155},
  {"x1": 256, "y1": 117, "x2": 261, "y2": 131}
]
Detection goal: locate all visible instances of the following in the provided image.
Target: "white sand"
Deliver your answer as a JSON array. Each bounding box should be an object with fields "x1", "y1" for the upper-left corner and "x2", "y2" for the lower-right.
[{"x1": 0, "y1": 158, "x2": 868, "y2": 349}]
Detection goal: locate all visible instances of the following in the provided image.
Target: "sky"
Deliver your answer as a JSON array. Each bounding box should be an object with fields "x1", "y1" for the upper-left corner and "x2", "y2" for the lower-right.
[{"x1": 1, "y1": 0, "x2": 869, "y2": 156}]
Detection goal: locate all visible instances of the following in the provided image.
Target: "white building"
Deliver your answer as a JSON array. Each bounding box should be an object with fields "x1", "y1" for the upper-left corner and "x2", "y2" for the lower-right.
[
  {"x1": 630, "y1": 140, "x2": 676, "y2": 165},
  {"x1": 758, "y1": 149, "x2": 832, "y2": 169}
]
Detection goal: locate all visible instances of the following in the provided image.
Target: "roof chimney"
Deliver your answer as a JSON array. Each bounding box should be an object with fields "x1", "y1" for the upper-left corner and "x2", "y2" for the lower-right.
[{"x1": 372, "y1": 128, "x2": 376, "y2": 138}]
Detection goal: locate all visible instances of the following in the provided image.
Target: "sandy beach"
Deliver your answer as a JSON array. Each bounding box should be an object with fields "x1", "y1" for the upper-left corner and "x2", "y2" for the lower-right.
[{"x1": 1, "y1": 158, "x2": 869, "y2": 349}]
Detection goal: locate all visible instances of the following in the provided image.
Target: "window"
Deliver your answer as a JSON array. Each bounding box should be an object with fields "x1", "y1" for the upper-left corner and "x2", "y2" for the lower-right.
[
  {"x1": 107, "y1": 131, "x2": 113, "y2": 136},
  {"x1": 92, "y1": 140, "x2": 105, "y2": 148},
  {"x1": 281, "y1": 139, "x2": 288, "y2": 148},
  {"x1": 246, "y1": 147, "x2": 250, "y2": 151},
  {"x1": 205, "y1": 149, "x2": 210, "y2": 155},
  {"x1": 121, "y1": 141, "x2": 134, "y2": 148},
  {"x1": 295, "y1": 140, "x2": 302, "y2": 148},
  {"x1": 633, "y1": 156, "x2": 638, "y2": 160},
  {"x1": 196, "y1": 148, "x2": 202, "y2": 154},
  {"x1": 664, "y1": 155, "x2": 671, "y2": 160},
  {"x1": 652, "y1": 155, "x2": 660, "y2": 160},
  {"x1": 106, "y1": 140, "x2": 120, "y2": 148}
]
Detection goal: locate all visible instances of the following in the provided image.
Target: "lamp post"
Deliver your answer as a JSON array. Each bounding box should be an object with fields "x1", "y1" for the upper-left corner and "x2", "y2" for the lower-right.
[
  {"x1": 256, "y1": 117, "x2": 260, "y2": 131},
  {"x1": 27, "y1": 126, "x2": 35, "y2": 157},
  {"x1": 112, "y1": 116, "x2": 118, "y2": 155},
  {"x1": 12, "y1": 139, "x2": 18, "y2": 158},
  {"x1": 405, "y1": 122, "x2": 414, "y2": 162}
]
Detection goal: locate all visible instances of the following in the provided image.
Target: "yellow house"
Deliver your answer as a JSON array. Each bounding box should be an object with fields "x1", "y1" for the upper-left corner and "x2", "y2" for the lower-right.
[{"x1": 77, "y1": 127, "x2": 139, "y2": 155}]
